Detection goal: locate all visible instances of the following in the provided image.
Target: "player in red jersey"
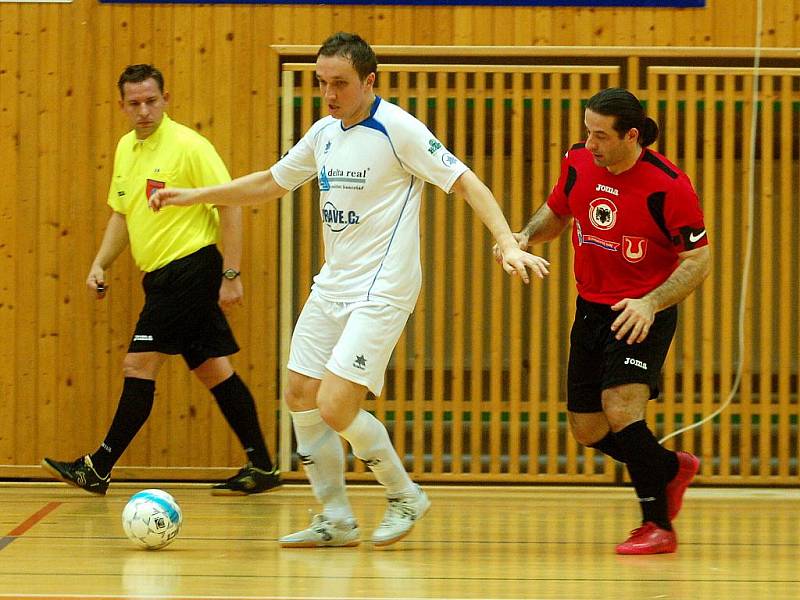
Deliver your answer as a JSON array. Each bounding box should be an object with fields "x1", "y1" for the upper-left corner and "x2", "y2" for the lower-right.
[{"x1": 500, "y1": 88, "x2": 711, "y2": 554}]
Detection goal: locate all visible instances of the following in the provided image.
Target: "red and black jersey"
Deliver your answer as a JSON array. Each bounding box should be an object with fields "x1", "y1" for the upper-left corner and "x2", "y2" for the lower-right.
[{"x1": 547, "y1": 143, "x2": 708, "y2": 305}]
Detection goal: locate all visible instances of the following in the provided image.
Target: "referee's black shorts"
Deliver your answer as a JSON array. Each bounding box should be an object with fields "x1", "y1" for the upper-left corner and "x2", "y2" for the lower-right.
[
  {"x1": 128, "y1": 245, "x2": 240, "y2": 370},
  {"x1": 567, "y1": 295, "x2": 677, "y2": 413}
]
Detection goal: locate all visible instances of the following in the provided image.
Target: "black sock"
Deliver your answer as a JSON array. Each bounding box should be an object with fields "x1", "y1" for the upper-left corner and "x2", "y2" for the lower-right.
[
  {"x1": 211, "y1": 373, "x2": 274, "y2": 471},
  {"x1": 614, "y1": 420, "x2": 679, "y2": 531},
  {"x1": 90, "y1": 377, "x2": 156, "y2": 477},
  {"x1": 590, "y1": 432, "x2": 627, "y2": 463}
]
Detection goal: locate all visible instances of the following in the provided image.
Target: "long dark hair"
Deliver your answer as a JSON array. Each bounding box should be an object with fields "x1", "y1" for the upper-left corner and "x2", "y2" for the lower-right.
[{"x1": 586, "y1": 87, "x2": 659, "y2": 147}]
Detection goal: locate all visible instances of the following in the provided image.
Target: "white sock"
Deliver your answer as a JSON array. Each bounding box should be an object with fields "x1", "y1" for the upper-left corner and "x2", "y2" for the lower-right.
[
  {"x1": 339, "y1": 409, "x2": 415, "y2": 496},
  {"x1": 291, "y1": 408, "x2": 353, "y2": 522}
]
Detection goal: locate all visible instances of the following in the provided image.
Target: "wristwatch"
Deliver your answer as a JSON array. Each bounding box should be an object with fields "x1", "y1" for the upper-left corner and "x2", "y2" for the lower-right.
[{"x1": 222, "y1": 268, "x2": 240, "y2": 280}]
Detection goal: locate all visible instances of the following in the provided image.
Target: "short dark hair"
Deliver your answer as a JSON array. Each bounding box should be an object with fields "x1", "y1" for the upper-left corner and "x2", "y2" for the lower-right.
[
  {"x1": 117, "y1": 64, "x2": 165, "y2": 99},
  {"x1": 586, "y1": 87, "x2": 659, "y2": 147},
  {"x1": 317, "y1": 32, "x2": 378, "y2": 81}
]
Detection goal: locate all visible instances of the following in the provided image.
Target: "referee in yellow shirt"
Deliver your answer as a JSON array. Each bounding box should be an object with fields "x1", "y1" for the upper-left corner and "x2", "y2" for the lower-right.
[{"x1": 41, "y1": 64, "x2": 279, "y2": 496}]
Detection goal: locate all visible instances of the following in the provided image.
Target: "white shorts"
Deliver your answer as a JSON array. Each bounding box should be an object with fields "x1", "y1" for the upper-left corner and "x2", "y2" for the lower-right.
[{"x1": 287, "y1": 291, "x2": 410, "y2": 396}]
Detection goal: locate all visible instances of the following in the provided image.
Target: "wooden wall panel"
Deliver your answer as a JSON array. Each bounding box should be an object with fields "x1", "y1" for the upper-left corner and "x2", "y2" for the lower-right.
[
  {"x1": 0, "y1": 0, "x2": 798, "y2": 483},
  {"x1": 263, "y1": 1, "x2": 795, "y2": 47},
  {"x1": 0, "y1": 3, "x2": 20, "y2": 465},
  {"x1": 646, "y1": 66, "x2": 800, "y2": 484},
  {"x1": 15, "y1": 5, "x2": 40, "y2": 465}
]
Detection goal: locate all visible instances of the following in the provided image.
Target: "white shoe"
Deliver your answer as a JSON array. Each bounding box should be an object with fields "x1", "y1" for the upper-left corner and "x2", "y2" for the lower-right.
[
  {"x1": 279, "y1": 514, "x2": 360, "y2": 548},
  {"x1": 371, "y1": 485, "x2": 431, "y2": 547}
]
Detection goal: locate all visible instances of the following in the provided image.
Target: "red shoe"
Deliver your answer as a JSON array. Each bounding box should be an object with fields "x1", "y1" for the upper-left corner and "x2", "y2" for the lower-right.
[
  {"x1": 615, "y1": 522, "x2": 677, "y2": 555},
  {"x1": 666, "y1": 451, "x2": 700, "y2": 521}
]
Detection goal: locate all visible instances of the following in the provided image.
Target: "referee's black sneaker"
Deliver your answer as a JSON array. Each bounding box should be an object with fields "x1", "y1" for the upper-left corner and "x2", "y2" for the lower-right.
[
  {"x1": 41, "y1": 455, "x2": 110, "y2": 495},
  {"x1": 211, "y1": 463, "x2": 281, "y2": 496}
]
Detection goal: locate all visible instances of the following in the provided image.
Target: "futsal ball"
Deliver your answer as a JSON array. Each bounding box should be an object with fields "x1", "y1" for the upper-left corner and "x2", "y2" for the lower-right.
[{"x1": 121, "y1": 489, "x2": 182, "y2": 550}]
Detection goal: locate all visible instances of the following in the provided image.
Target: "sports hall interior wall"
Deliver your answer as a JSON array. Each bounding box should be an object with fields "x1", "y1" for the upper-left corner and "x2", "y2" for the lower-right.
[{"x1": 0, "y1": 0, "x2": 798, "y2": 484}]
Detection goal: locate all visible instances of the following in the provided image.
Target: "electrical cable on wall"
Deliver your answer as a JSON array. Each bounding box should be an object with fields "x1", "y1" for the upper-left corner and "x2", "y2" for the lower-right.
[{"x1": 660, "y1": 0, "x2": 763, "y2": 444}]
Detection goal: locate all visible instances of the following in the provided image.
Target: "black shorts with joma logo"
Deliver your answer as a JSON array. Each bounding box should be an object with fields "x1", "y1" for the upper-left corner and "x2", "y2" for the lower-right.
[
  {"x1": 567, "y1": 295, "x2": 677, "y2": 413},
  {"x1": 129, "y1": 245, "x2": 239, "y2": 369}
]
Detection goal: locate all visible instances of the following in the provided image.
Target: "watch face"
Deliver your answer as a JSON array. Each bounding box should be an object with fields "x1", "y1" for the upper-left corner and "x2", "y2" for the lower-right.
[{"x1": 223, "y1": 269, "x2": 239, "y2": 280}]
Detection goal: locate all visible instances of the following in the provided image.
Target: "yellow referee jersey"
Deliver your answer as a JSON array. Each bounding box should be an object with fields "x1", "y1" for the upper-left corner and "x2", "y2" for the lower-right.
[{"x1": 107, "y1": 113, "x2": 231, "y2": 272}]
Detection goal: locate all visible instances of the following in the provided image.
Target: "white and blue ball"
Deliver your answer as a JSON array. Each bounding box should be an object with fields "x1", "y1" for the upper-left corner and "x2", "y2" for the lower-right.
[{"x1": 121, "y1": 489, "x2": 182, "y2": 550}]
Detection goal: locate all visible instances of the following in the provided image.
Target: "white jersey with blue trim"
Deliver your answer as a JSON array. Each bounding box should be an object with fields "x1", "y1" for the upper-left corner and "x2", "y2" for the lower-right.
[{"x1": 271, "y1": 97, "x2": 468, "y2": 311}]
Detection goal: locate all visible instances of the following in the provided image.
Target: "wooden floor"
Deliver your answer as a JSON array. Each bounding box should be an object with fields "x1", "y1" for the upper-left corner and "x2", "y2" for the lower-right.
[{"x1": 0, "y1": 483, "x2": 797, "y2": 600}]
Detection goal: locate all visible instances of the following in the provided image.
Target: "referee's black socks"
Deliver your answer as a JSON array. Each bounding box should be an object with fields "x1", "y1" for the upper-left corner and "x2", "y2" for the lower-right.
[
  {"x1": 614, "y1": 419, "x2": 679, "y2": 531},
  {"x1": 211, "y1": 373, "x2": 274, "y2": 472},
  {"x1": 91, "y1": 377, "x2": 156, "y2": 478}
]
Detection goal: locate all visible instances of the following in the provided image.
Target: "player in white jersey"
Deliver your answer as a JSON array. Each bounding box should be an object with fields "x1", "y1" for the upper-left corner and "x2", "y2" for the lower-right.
[
  {"x1": 279, "y1": 98, "x2": 463, "y2": 312},
  {"x1": 150, "y1": 32, "x2": 550, "y2": 548}
]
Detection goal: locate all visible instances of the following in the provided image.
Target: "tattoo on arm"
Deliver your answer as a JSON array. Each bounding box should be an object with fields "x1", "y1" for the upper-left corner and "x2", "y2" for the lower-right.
[
  {"x1": 644, "y1": 248, "x2": 712, "y2": 311},
  {"x1": 522, "y1": 203, "x2": 569, "y2": 243}
]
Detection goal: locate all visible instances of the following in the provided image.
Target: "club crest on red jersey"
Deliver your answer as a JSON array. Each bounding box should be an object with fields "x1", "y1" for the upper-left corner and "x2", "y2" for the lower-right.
[
  {"x1": 589, "y1": 197, "x2": 617, "y2": 230},
  {"x1": 622, "y1": 236, "x2": 648, "y2": 263}
]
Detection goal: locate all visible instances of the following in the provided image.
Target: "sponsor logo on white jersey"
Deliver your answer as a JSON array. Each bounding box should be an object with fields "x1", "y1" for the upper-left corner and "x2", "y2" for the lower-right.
[
  {"x1": 322, "y1": 201, "x2": 361, "y2": 232},
  {"x1": 427, "y1": 138, "x2": 442, "y2": 155},
  {"x1": 318, "y1": 165, "x2": 369, "y2": 192},
  {"x1": 441, "y1": 153, "x2": 458, "y2": 168}
]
